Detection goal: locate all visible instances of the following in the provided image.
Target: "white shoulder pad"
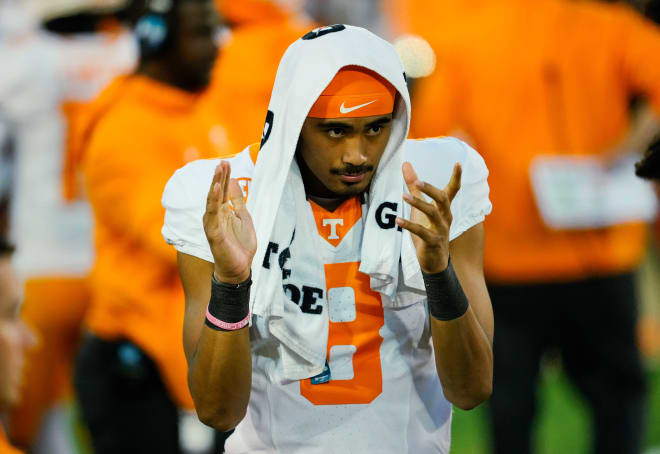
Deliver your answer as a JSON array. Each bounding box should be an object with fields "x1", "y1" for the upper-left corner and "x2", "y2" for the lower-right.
[
  {"x1": 161, "y1": 146, "x2": 256, "y2": 262},
  {"x1": 403, "y1": 137, "x2": 492, "y2": 240}
]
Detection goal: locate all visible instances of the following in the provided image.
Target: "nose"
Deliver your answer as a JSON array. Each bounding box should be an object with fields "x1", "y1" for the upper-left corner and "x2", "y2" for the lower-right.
[{"x1": 341, "y1": 136, "x2": 368, "y2": 167}]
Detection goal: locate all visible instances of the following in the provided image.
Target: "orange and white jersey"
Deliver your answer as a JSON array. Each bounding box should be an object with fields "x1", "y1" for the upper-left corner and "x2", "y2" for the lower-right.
[
  {"x1": 162, "y1": 137, "x2": 491, "y2": 453},
  {"x1": 0, "y1": 20, "x2": 136, "y2": 278}
]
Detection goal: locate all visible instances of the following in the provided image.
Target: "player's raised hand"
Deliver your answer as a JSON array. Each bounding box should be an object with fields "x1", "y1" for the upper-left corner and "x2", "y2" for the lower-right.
[
  {"x1": 397, "y1": 161, "x2": 462, "y2": 274},
  {"x1": 203, "y1": 161, "x2": 257, "y2": 284}
]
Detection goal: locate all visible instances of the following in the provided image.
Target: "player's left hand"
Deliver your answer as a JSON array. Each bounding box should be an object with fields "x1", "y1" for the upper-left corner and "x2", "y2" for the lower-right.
[{"x1": 397, "y1": 161, "x2": 462, "y2": 274}]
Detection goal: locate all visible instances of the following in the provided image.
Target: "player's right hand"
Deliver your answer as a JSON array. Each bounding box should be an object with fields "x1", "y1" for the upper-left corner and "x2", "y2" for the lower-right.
[{"x1": 203, "y1": 161, "x2": 257, "y2": 284}]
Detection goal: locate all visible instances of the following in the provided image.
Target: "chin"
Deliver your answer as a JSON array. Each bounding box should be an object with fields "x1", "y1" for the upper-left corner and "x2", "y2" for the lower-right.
[{"x1": 335, "y1": 182, "x2": 369, "y2": 197}]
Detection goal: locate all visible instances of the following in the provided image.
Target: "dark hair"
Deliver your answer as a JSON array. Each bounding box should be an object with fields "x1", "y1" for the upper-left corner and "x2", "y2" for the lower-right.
[
  {"x1": 0, "y1": 238, "x2": 14, "y2": 256},
  {"x1": 635, "y1": 135, "x2": 660, "y2": 180}
]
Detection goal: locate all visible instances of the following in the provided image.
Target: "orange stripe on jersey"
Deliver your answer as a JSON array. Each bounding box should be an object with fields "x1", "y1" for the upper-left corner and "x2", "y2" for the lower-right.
[{"x1": 310, "y1": 197, "x2": 362, "y2": 247}]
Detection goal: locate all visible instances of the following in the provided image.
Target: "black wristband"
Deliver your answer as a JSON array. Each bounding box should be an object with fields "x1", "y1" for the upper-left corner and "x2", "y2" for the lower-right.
[
  {"x1": 422, "y1": 258, "x2": 469, "y2": 321},
  {"x1": 204, "y1": 273, "x2": 251, "y2": 331}
]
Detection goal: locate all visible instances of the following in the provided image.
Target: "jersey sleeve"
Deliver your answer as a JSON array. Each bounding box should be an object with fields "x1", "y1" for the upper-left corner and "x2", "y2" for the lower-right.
[
  {"x1": 162, "y1": 146, "x2": 255, "y2": 262},
  {"x1": 404, "y1": 137, "x2": 492, "y2": 241},
  {"x1": 448, "y1": 139, "x2": 492, "y2": 240},
  {"x1": 162, "y1": 160, "x2": 218, "y2": 263}
]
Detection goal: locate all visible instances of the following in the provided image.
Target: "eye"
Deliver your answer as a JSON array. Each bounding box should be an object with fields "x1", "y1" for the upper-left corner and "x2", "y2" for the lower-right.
[
  {"x1": 365, "y1": 125, "x2": 383, "y2": 136},
  {"x1": 327, "y1": 128, "x2": 345, "y2": 138}
]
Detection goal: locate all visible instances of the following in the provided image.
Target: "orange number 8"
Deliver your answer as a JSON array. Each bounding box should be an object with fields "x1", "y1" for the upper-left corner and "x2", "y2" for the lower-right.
[{"x1": 300, "y1": 261, "x2": 385, "y2": 405}]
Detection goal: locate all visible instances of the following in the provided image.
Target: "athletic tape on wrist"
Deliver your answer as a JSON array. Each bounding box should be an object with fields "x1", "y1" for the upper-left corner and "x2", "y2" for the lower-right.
[
  {"x1": 205, "y1": 273, "x2": 251, "y2": 331},
  {"x1": 422, "y1": 258, "x2": 469, "y2": 321}
]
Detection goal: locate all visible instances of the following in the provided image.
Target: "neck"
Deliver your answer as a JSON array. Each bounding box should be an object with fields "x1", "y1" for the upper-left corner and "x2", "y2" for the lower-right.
[
  {"x1": 136, "y1": 61, "x2": 201, "y2": 93},
  {"x1": 297, "y1": 155, "x2": 352, "y2": 212}
]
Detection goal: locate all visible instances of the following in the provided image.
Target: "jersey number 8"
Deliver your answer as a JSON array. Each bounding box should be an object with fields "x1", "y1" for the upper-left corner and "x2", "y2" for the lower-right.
[{"x1": 300, "y1": 261, "x2": 385, "y2": 405}]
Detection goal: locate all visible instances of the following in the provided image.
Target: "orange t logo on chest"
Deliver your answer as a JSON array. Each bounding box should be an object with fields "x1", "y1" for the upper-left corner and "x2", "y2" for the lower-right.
[{"x1": 311, "y1": 197, "x2": 362, "y2": 247}]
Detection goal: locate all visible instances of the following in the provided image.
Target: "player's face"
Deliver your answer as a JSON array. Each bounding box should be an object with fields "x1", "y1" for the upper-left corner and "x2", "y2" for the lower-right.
[
  {"x1": 0, "y1": 257, "x2": 35, "y2": 409},
  {"x1": 172, "y1": 0, "x2": 220, "y2": 91},
  {"x1": 298, "y1": 114, "x2": 393, "y2": 197}
]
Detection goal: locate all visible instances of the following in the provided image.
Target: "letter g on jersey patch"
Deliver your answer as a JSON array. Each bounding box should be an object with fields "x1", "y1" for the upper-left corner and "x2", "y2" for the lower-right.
[{"x1": 302, "y1": 24, "x2": 346, "y2": 40}]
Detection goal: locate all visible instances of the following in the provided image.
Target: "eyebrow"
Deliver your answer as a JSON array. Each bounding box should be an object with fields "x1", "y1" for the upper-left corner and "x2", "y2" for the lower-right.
[
  {"x1": 365, "y1": 117, "x2": 392, "y2": 129},
  {"x1": 315, "y1": 116, "x2": 393, "y2": 132}
]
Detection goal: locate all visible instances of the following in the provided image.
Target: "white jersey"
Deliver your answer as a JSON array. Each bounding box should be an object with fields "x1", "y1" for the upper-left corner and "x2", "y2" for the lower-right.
[
  {"x1": 0, "y1": 17, "x2": 136, "y2": 277},
  {"x1": 162, "y1": 137, "x2": 492, "y2": 453}
]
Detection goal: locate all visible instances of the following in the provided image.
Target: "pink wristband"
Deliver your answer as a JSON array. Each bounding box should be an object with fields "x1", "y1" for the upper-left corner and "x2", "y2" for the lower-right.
[{"x1": 205, "y1": 307, "x2": 250, "y2": 331}]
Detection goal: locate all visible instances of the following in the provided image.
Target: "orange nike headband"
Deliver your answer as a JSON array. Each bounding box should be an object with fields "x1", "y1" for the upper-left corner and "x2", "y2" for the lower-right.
[{"x1": 308, "y1": 65, "x2": 397, "y2": 118}]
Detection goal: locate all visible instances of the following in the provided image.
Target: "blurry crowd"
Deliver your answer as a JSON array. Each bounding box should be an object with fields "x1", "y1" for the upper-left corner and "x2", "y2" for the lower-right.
[{"x1": 1, "y1": 0, "x2": 660, "y2": 453}]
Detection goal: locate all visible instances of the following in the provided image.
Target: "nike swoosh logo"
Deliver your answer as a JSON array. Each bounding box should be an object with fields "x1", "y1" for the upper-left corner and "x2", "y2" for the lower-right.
[{"x1": 339, "y1": 100, "x2": 377, "y2": 114}]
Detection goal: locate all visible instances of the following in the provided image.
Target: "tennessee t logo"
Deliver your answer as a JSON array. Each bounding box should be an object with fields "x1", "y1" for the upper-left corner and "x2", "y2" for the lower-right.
[{"x1": 322, "y1": 218, "x2": 344, "y2": 240}]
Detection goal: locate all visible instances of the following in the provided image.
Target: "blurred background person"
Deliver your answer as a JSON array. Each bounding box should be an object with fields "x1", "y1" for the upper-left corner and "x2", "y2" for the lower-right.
[
  {"x1": 0, "y1": 0, "x2": 136, "y2": 452},
  {"x1": 304, "y1": 0, "x2": 385, "y2": 36},
  {"x1": 396, "y1": 0, "x2": 660, "y2": 453},
  {"x1": 73, "y1": 0, "x2": 235, "y2": 452},
  {"x1": 0, "y1": 239, "x2": 36, "y2": 454},
  {"x1": 200, "y1": 0, "x2": 313, "y2": 149}
]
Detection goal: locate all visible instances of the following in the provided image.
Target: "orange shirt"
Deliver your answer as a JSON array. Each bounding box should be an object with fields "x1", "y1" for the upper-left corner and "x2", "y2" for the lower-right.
[
  {"x1": 409, "y1": 0, "x2": 660, "y2": 283},
  {"x1": 82, "y1": 75, "x2": 233, "y2": 408},
  {"x1": 0, "y1": 426, "x2": 22, "y2": 454},
  {"x1": 201, "y1": 16, "x2": 313, "y2": 149}
]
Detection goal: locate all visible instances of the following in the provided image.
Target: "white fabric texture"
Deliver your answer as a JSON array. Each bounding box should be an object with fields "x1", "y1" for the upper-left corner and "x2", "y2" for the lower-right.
[
  {"x1": 1, "y1": 20, "x2": 136, "y2": 277},
  {"x1": 163, "y1": 151, "x2": 256, "y2": 262}
]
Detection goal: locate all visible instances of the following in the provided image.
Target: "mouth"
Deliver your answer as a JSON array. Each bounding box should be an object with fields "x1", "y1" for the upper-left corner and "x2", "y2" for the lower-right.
[{"x1": 339, "y1": 172, "x2": 367, "y2": 184}]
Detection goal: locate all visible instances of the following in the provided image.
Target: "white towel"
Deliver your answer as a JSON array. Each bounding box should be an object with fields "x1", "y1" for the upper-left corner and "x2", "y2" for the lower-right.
[{"x1": 247, "y1": 25, "x2": 425, "y2": 380}]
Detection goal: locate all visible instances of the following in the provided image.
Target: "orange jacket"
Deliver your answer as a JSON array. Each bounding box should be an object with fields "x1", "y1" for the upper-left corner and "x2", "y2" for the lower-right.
[
  {"x1": 82, "y1": 75, "x2": 233, "y2": 408},
  {"x1": 408, "y1": 0, "x2": 660, "y2": 283},
  {"x1": 215, "y1": 0, "x2": 293, "y2": 26},
  {"x1": 201, "y1": 15, "x2": 313, "y2": 149}
]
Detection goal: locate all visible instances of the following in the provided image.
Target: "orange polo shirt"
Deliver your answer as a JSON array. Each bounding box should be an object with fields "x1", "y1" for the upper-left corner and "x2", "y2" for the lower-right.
[
  {"x1": 409, "y1": 0, "x2": 660, "y2": 284},
  {"x1": 82, "y1": 75, "x2": 233, "y2": 408}
]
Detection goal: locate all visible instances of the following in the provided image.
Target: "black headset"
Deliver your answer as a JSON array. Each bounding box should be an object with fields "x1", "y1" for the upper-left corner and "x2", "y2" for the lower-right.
[{"x1": 134, "y1": 0, "x2": 174, "y2": 57}]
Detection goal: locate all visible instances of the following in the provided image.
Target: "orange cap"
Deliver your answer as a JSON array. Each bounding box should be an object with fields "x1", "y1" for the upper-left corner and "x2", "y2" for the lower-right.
[{"x1": 308, "y1": 66, "x2": 397, "y2": 119}]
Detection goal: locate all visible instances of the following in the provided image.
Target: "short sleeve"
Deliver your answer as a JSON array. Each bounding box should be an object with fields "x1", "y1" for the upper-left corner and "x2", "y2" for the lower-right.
[
  {"x1": 448, "y1": 140, "x2": 492, "y2": 240},
  {"x1": 403, "y1": 137, "x2": 492, "y2": 241},
  {"x1": 162, "y1": 147, "x2": 256, "y2": 262},
  {"x1": 161, "y1": 161, "x2": 217, "y2": 263}
]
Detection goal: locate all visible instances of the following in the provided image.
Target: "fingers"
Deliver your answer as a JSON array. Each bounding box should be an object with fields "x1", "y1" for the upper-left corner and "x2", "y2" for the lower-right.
[
  {"x1": 205, "y1": 161, "x2": 231, "y2": 215},
  {"x1": 228, "y1": 178, "x2": 249, "y2": 218},
  {"x1": 222, "y1": 162, "x2": 231, "y2": 204},
  {"x1": 445, "y1": 163, "x2": 462, "y2": 202},
  {"x1": 395, "y1": 217, "x2": 443, "y2": 247},
  {"x1": 403, "y1": 161, "x2": 463, "y2": 209},
  {"x1": 402, "y1": 161, "x2": 424, "y2": 199},
  {"x1": 402, "y1": 192, "x2": 441, "y2": 224}
]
